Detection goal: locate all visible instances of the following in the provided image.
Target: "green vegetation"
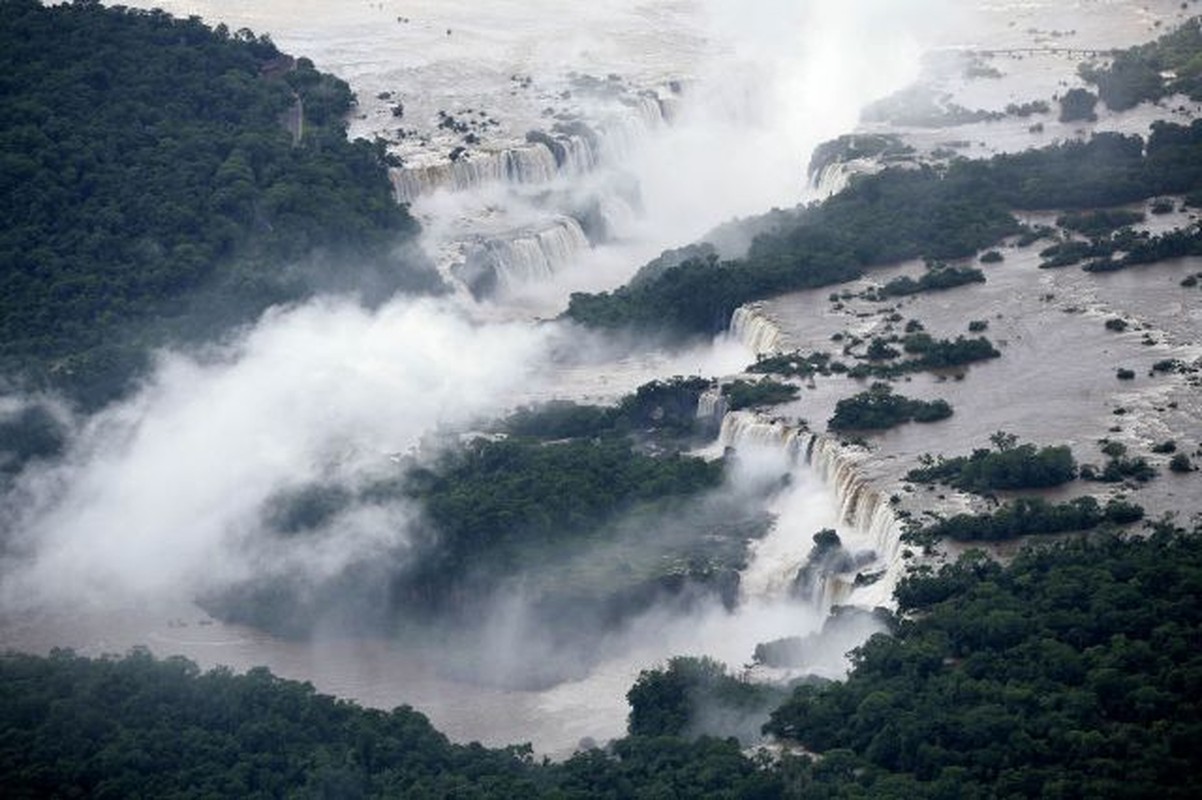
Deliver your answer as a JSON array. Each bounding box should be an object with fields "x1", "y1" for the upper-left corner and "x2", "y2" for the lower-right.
[
  {"x1": 746, "y1": 350, "x2": 836, "y2": 379},
  {"x1": 1057, "y1": 208, "x2": 1145, "y2": 236},
  {"x1": 0, "y1": 0, "x2": 430, "y2": 407},
  {"x1": 402, "y1": 437, "x2": 722, "y2": 571},
  {"x1": 866, "y1": 337, "x2": 901, "y2": 360},
  {"x1": 1081, "y1": 17, "x2": 1202, "y2": 110},
  {"x1": 565, "y1": 163, "x2": 1020, "y2": 335},
  {"x1": 828, "y1": 383, "x2": 953, "y2": 431},
  {"x1": 1038, "y1": 238, "x2": 1099, "y2": 268},
  {"x1": 570, "y1": 119, "x2": 1202, "y2": 339},
  {"x1": 879, "y1": 264, "x2": 985, "y2": 297},
  {"x1": 215, "y1": 379, "x2": 763, "y2": 641},
  {"x1": 1080, "y1": 440, "x2": 1157, "y2": 483},
  {"x1": 909, "y1": 495, "x2": 1144, "y2": 543},
  {"x1": 503, "y1": 376, "x2": 712, "y2": 440},
  {"x1": 721, "y1": 378, "x2": 799, "y2": 410},
  {"x1": 847, "y1": 335, "x2": 1001, "y2": 379},
  {"x1": 1058, "y1": 87, "x2": 1099, "y2": 122},
  {"x1": 1078, "y1": 222, "x2": 1202, "y2": 272},
  {"x1": 0, "y1": 648, "x2": 786, "y2": 799},
  {"x1": 626, "y1": 656, "x2": 785, "y2": 740},
  {"x1": 16, "y1": 528, "x2": 1202, "y2": 798},
  {"x1": 0, "y1": 405, "x2": 66, "y2": 480},
  {"x1": 1170, "y1": 452, "x2": 1196, "y2": 472},
  {"x1": 1005, "y1": 100, "x2": 1050, "y2": 117},
  {"x1": 906, "y1": 433, "x2": 1077, "y2": 494},
  {"x1": 1151, "y1": 197, "x2": 1176, "y2": 214},
  {"x1": 766, "y1": 529, "x2": 1202, "y2": 796}
]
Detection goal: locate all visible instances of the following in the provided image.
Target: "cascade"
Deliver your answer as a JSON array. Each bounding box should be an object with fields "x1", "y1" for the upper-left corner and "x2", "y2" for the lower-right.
[
  {"x1": 454, "y1": 216, "x2": 591, "y2": 297},
  {"x1": 391, "y1": 143, "x2": 562, "y2": 203},
  {"x1": 594, "y1": 95, "x2": 668, "y2": 161},
  {"x1": 695, "y1": 386, "x2": 728, "y2": 433},
  {"x1": 811, "y1": 158, "x2": 881, "y2": 198},
  {"x1": 729, "y1": 304, "x2": 788, "y2": 356},
  {"x1": 719, "y1": 410, "x2": 905, "y2": 612},
  {"x1": 391, "y1": 93, "x2": 670, "y2": 204}
]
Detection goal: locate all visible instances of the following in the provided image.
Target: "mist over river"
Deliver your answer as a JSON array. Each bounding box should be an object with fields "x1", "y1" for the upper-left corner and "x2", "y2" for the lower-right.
[{"x1": 1, "y1": 0, "x2": 1197, "y2": 756}]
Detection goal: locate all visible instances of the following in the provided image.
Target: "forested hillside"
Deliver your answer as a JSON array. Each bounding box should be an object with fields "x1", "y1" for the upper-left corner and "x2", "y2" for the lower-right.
[
  {"x1": 0, "y1": 0, "x2": 433, "y2": 406},
  {"x1": 5, "y1": 529, "x2": 1201, "y2": 798},
  {"x1": 567, "y1": 122, "x2": 1202, "y2": 338}
]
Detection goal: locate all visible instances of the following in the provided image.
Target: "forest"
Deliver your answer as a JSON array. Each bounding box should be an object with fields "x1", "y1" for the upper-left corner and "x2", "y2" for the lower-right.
[
  {"x1": 905, "y1": 433, "x2": 1078, "y2": 494},
  {"x1": 827, "y1": 383, "x2": 953, "y2": 431},
  {"x1": 0, "y1": 0, "x2": 432, "y2": 407},
  {"x1": 5, "y1": 527, "x2": 1200, "y2": 798},
  {"x1": 1080, "y1": 16, "x2": 1202, "y2": 110}
]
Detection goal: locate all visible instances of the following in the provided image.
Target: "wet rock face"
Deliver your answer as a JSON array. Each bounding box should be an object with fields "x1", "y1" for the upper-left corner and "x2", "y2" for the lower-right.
[{"x1": 790, "y1": 529, "x2": 873, "y2": 605}]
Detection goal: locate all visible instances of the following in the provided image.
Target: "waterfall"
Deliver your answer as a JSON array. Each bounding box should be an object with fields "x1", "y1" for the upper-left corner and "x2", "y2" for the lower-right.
[
  {"x1": 452, "y1": 216, "x2": 591, "y2": 297},
  {"x1": 695, "y1": 386, "x2": 728, "y2": 434},
  {"x1": 811, "y1": 158, "x2": 882, "y2": 198},
  {"x1": 729, "y1": 304, "x2": 788, "y2": 356},
  {"x1": 391, "y1": 93, "x2": 670, "y2": 204},
  {"x1": 805, "y1": 436, "x2": 904, "y2": 609},
  {"x1": 719, "y1": 410, "x2": 905, "y2": 613},
  {"x1": 594, "y1": 94, "x2": 668, "y2": 161},
  {"x1": 391, "y1": 143, "x2": 562, "y2": 203}
]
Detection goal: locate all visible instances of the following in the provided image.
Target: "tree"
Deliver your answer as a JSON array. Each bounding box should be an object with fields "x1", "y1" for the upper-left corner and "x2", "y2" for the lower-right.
[{"x1": 1059, "y1": 87, "x2": 1099, "y2": 122}]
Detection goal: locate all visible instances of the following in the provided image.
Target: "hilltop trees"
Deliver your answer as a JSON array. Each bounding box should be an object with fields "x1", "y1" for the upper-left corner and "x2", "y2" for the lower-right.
[{"x1": 0, "y1": 0, "x2": 431, "y2": 406}]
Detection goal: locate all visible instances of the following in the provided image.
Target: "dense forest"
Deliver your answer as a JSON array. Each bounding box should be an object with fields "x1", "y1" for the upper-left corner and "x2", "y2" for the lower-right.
[
  {"x1": 906, "y1": 433, "x2": 1078, "y2": 494},
  {"x1": 1081, "y1": 17, "x2": 1202, "y2": 110},
  {"x1": 0, "y1": 0, "x2": 434, "y2": 406},
  {"x1": 764, "y1": 529, "x2": 1202, "y2": 797},
  {"x1": 6, "y1": 528, "x2": 1200, "y2": 798},
  {"x1": 566, "y1": 121, "x2": 1202, "y2": 338},
  {"x1": 828, "y1": 383, "x2": 953, "y2": 431}
]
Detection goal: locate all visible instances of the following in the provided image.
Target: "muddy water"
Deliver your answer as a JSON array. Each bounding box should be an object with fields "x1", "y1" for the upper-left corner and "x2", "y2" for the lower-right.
[{"x1": 749, "y1": 216, "x2": 1202, "y2": 521}]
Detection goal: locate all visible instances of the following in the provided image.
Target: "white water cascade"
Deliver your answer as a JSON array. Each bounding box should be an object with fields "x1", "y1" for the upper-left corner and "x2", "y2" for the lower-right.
[
  {"x1": 810, "y1": 159, "x2": 877, "y2": 198},
  {"x1": 720, "y1": 410, "x2": 906, "y2": 614},
  {"x1": 729, "y1": 304, "x2": 789, "y2": 356},
  {"x1": 455, "y1": 216, "x2": 592, "y2": 296},
  {"x1": 695, "y1": 386, "x2": 728, "y2": 433},
  {"x1": 392, "y1": 143, "x2": 562, "y2": 204},
  {"x1": 392, "y1": 93, "x2": 671, "y2": 204}
]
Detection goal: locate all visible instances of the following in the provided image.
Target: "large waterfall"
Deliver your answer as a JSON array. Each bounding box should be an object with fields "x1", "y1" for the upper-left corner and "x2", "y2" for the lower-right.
[
  {"x1": 392, "y1": 143, "x2": 562, "y2": 204},
  {"x1": 391, "y1": 94, "x2": 671, "y2": 204},
  {"x1": 720, "y1": 410, "x2": 905, "y2": 613},
  {"x1": 454, "y1": 216, "x2": 592, "y2": 296},
  {"x1": 729, "y1": 304, "x2": 789, "y2": 356}
]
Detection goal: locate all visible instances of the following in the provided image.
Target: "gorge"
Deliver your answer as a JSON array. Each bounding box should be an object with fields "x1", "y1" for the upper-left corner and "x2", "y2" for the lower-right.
[{"x1": 2, "y1": 0, "x2": 1202, "y2": 795}]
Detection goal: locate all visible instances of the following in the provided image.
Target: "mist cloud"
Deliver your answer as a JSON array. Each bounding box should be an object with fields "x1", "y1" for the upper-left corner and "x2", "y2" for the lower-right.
[{"x1": 0, "y1": 297, "x2": 554, "y2": 611}]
